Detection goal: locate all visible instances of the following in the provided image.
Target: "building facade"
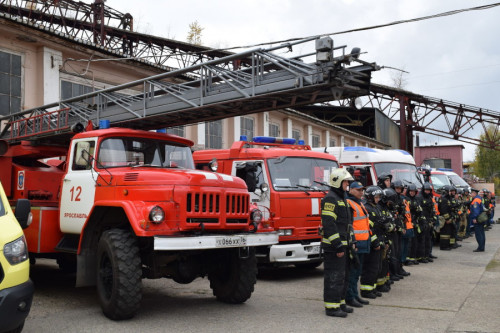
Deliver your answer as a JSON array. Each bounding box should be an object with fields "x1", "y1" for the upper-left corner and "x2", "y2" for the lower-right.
[{"x1": 0, "y1": 13, "x2": 387, "y2": 151}]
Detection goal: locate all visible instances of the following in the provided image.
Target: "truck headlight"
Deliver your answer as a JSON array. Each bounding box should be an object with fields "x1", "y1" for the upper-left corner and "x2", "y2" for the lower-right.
[
  {"x1": 149, "y1": 206, "x2": 165, "y2": 224},
  {"x1": 4, "y1": 236, "x2": 28, "y2": 265},
  {"x1": 278, "y1": 229, "x2": 293, "y2": 236},
  {"x1": 250, "y1": 209, "x2": 263, "y2": 224}
]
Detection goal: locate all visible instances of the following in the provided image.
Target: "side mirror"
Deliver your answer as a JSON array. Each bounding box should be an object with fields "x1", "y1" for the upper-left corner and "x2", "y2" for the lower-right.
[
  {"x1": 14, "y1": 199, "x2": 32, "y2": 229},
  {"x1": 209, "y1": 158, "x2": 218, "y2": 172}
]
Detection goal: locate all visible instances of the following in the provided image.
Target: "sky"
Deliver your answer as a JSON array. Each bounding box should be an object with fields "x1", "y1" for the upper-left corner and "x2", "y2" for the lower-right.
[{"x1": 106, "y1": 0, "x2": 500, "y2": 162}]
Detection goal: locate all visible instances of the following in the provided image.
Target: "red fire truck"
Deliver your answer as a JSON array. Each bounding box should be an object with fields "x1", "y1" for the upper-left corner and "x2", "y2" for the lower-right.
[
  {"x1": 0, "y1": 123, "x2": 277, "y2": 320},
  {"x1": 193, "y1": 136, "x2": 339, "y2": 269}
]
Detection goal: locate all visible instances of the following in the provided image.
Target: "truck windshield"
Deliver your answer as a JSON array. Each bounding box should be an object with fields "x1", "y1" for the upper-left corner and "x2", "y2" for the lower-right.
[
  {"x1": 430, "y1": 173, "x2": 451, "y2": 190},
  {"x1": 267, "y1": 157, "x2": 338, "y2": 191},
  {"x1": 374, "y1": 163, "x2": 423, "y2": 187},
  {"x1": 97, "y1": 137, "x2": 194, "y2": 169},
  {"x1": 448, "y1": 174, "x2": 469, "y2": 187}
]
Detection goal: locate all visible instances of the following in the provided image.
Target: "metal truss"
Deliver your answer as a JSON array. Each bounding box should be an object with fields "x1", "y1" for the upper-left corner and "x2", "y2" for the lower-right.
[
  {"x1": 0, "y1": 39, "x2": 377, "y2": 146},
  {"x1": 329, "y1": 83, "x2": 500, "y2": 152},
  {"x1": 0, "y1": 0, "x2": 245, "y2": 71}
]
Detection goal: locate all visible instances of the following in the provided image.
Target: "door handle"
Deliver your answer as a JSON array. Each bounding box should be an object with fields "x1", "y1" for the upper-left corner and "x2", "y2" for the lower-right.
[{"x1": 63, "y1": 179, "x2": 71, "y2": 182}]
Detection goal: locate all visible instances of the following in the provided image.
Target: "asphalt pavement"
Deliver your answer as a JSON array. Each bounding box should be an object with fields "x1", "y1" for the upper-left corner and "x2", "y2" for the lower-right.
[{"x1": 23, "y1": 204, "x2": 500, "y2": 333}]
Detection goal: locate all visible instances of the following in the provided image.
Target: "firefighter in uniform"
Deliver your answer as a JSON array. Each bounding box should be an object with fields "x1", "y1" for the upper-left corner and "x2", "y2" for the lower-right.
[
  {"x1": 403, "y1": 184, "x2": 419, "y2": 266},
  {"x1": 391, "y1": 180, "x2": 410, "y2": 277},
  {"x1": 346, "y1": 181, "x2": 373, "y2": 308},
  {"x1": 438, "y1": 185, "x2": 456, "y2": 250},
  {"x1": 469, "y1": 188, "x2": 485, "y2": 252},
  {"x1": 360, "y1": 186, "x2": 384, "y2": 299},
  {"x1": 449, "y1": 186, "x2": 460, "y2": 249},
  {"x1": 482, "y1": 189, "x2": 492, "y2": 230},
  {"x1": 321, "y1": 168, "x2": 354, "y2": 318},
  {"x1": 417, "y1": 182, "x2": 436, "y2": 261},
  {"x1": 377, "y1": 188, "x2": 397, "y2": 292}
]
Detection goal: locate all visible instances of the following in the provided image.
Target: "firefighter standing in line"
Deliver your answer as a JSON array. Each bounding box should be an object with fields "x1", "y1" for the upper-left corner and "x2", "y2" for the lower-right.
[
  {"x1": 482, "y1": 189, "x2": 492, "y2": 230},
  {"x1": 321, "y1": 168, "x2": 354, "y2": 318},
  {"x1": 346, "y1": 181, "x2": 374, "y2": 308},
  {"x1": 360, "y1": 186, "x2": 384, "y2": 299},
  {"x1": 392, "y1": 180, "x2": 411, "y2": 277},
  {"x1": 438, "y1": 185, "x2": 456, "y2": 250},
  {"x1": 449, "y1": 186, "x2": 460, "y2": 249},
  {"x1": 402, "y1": 184, "x2": 419, "y2": 266},
  {"x1": 377, "y1": 188, "x2": 397, "y2": 292},
  {"x1": 417, "y1": 182, "x2": 437, "y2": 261},
  {"x1": 469, "y1": 188, "x2": 485, "y2": 252}
]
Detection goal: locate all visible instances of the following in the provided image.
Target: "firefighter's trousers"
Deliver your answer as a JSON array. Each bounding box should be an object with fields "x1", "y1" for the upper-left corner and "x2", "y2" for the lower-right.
[
  {"x1": 360, "y1": 249, "x2": 381, "y2": 292},
  {"x1": 323, "y1": 250, "x2": 349, "y2": 309}
]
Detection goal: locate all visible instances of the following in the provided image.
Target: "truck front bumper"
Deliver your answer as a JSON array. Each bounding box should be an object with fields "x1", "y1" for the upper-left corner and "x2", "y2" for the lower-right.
[
  {"x1": 268, "y1": 241, "x2": 322, "y2": 263},
  {"x1": 154, "y1": 232, "x2": 278, "y2": 250},
  {"x1": 0, "y1": 279, "x2": 34, "y2": 332}
]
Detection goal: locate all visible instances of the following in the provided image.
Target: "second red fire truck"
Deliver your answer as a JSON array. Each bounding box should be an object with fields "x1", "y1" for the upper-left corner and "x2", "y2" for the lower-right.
[{"x1": 193, "y1": 136, "x2": 339, "y2": 269}]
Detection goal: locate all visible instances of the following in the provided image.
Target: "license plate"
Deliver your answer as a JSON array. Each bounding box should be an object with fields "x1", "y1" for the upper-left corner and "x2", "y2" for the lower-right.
[
  {"x1": 215, "y1": 236, "x2": 247, "y2": 247},
  {"x1": 306, "y1": 245, "x2": 320, "y2": 254}
]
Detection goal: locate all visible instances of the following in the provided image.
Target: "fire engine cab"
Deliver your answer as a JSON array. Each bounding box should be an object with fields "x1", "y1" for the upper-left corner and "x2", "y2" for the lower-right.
[{"x1": 193, "y1": 136, "x2": 339, "y2": 269}]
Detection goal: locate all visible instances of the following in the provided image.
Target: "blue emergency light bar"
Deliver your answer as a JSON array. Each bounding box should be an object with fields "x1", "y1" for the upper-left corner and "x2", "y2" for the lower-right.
[
  {"x1": 156, "y1": 129, "x2": 167, "y2": 133},
  {"x1": 437, "y1": 168, "x2": 454, "y2": 172},
  {"x1": 252, "y1": 136, "x2": 296, "y2": 145}
]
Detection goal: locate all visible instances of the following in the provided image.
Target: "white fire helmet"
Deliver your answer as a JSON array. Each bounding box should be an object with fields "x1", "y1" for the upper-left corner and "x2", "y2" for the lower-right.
[{"x1": 329, "y1": 168, "x2": 354, "y2": 188}]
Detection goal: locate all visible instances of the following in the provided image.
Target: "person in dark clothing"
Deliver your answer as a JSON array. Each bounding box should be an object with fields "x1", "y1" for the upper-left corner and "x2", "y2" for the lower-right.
[
  {"x1": 321, "y1": 168, "x2": 354, "y2": 318},
  {"x1": 438, "y1": 185, "x2": 456, "y2": 250},
  {"x1": 417, "y1": 182, "x2": 436, "y2": 260},
  {"x1": 360, "y1": 186, "x2": 384, "y2": 299},
  {"x1": 469, "y1": 188, "x2": 486, "y2": 251},
  {"x1": 406, "y1": 184, "x2": 422, "y2": 265}
]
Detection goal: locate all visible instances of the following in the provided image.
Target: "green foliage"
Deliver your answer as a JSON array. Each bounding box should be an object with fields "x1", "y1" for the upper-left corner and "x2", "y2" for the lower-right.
[
  {"x1": 187, "y1": 21, "x2": 203, "y2": 45},
  {"x1": 470, "y1": 124, "x2": 500, "y2": 193}
]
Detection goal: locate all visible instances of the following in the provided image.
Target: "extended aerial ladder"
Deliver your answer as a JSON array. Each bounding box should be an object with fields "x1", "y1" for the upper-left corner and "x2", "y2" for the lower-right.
[{"x1": 0, "y1": 37, "x2": 378, "y2": 147}]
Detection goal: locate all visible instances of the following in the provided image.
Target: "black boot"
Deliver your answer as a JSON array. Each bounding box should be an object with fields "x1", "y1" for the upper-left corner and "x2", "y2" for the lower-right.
[
  {"x1": 360, "y1": 291, "x2": 377, "y2": 299},
  {"x1": 341, "y1": 304, "x2": 354, "y2": 313},
  {"x1": 356, "y1": 296, "x2": 370, "y2": 305},
  {"x1": 325, "y1": 308, "x2": 347, "y2": 318},
  {"x1": 346, "y1": 299, "x2": 363, "y2": 308}
]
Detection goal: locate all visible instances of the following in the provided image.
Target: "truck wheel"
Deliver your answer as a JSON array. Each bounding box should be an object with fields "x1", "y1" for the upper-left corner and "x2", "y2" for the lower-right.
[
  {"x1": 97, "y1": 229, "x2": 142, "y2": 320},
  {"x1": 208, "y1": 248, "x2": 257, "y2": 304}
]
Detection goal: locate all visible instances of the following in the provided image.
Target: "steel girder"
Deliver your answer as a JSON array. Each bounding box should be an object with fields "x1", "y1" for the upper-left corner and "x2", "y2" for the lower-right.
[{"x1": 330, "y1": 83, "x2": 500, "y2": 152}]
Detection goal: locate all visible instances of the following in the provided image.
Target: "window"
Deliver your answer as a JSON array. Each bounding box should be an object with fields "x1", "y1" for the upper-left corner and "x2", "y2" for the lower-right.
[
  {"x1": 240, "y1": 117, "x2": 254, "y2": 140},
  {"x1": 329, "y1": 138, "x2": 337, "y2": 147},
  {"x1": 205, "y1": 120, "x2": 223, "y2": 148},
  {"x1": 269, "y1": 122, "x2": 280, "y2": 137},
  {"x1": 423, "y1": 158, "x2": 452, "y2": 169},
  {"x1": 72, "y1": 141, "x2": 96, "y2": 171},
  {"x1": 292, "y1": 129, "x2": 301, "y2": 142},
  {"x1": 0, "y1": 51, "x2": 22, "y2": 116},
  {"x1": 312, "y1": 134, "x2": 320, "y2": 148},
  {"x1": 61, "y1": 80, "x2": 94, "y2": 105},
  {"x1": 166, "y1": 126, "x2": 185, "y2": 137}
]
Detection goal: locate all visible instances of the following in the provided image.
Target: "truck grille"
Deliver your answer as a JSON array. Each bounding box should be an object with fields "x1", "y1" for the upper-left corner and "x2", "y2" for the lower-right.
[{"x1": 185, "y1": 191, "x2": 249, "y2": 225}]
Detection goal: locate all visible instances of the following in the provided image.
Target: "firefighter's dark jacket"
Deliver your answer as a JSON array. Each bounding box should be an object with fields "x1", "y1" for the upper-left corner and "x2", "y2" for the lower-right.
[
  {"x1": 438, "y1": 194, "x2": 453, "y2": 221},
  {"x1": 321, "y1": 187, "x2": 352, "y2": 253}
]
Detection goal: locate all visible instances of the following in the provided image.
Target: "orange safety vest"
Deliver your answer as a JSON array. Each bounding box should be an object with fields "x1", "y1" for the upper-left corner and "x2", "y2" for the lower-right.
[
  {"x1": 404, "y1": 200, "x2": 413, "y2": 230},
  {"x1": 348, "y1": 199, "x2": 370, "y2": 241},
  {"x1": 433, "y1": 197, "x2": 440, "y2": 215}
]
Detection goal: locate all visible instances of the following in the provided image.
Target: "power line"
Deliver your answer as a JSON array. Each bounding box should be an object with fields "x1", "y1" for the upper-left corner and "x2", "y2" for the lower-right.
[{"x1": 191, "y1": 2, "x2": 500, "y2": 55}]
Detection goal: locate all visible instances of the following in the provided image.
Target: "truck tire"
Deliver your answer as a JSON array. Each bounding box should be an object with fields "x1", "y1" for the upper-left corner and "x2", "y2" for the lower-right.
[
  {"x1": 97, "y1": 229, "x2": 142, "y2": 320},
  {"x1": 208, "y1": 248, "x2": 257, "y2": 304}
]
